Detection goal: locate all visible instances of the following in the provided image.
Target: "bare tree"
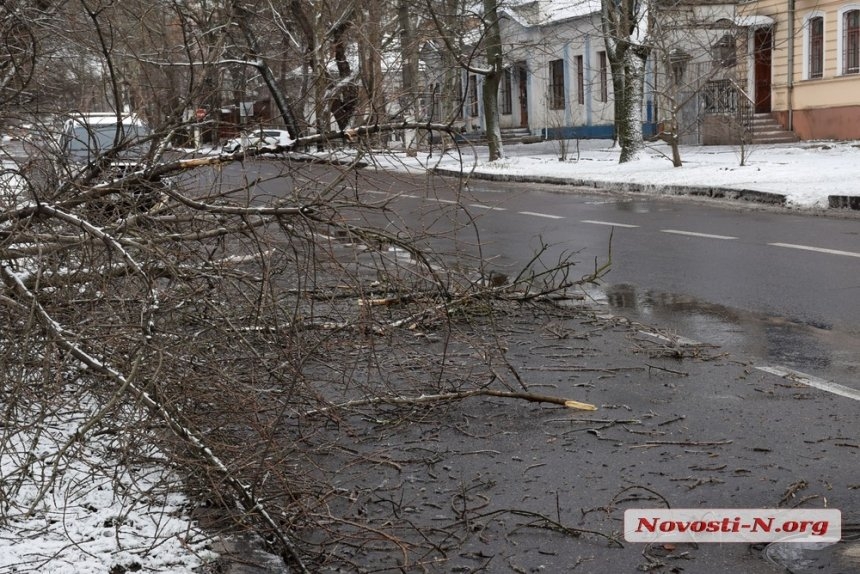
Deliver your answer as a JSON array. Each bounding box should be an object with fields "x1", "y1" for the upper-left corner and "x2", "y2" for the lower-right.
[
  {"x1": 647, "y1": 0, "x2": 749, "y2": 167},
  {"x1": 1, "y1": 1, "x2": 604, "y2": 572}
]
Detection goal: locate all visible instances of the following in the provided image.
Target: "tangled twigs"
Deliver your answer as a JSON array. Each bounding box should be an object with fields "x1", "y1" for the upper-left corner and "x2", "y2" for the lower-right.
[
  {"x1": 301, "y1": 389, "x2": 597, "y2": 417},
  {"x1": 0, "y1": 265, "x2": 310, "y2": 574},
  {"x1": 461, "y1": 508, "x2": 624, "y2": 548}
]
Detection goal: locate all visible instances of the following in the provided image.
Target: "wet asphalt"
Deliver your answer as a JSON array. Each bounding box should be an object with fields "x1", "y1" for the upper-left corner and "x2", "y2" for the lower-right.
[{"x1": 204, "y1": 305, "x2": 859, "y2": 573}]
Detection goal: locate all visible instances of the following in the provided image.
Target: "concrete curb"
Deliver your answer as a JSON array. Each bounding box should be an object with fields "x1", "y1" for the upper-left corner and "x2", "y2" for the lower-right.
[
  {"x1": 433, "y1": 167, "x2": 790, "y2": 206},
  {"x1": 828, "y1": 195, "x2": 860, "y2": 209}
]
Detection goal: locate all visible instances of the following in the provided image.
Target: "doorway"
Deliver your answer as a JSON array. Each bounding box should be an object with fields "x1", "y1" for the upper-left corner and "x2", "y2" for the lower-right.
[
  {"x1": 517, "y1": 62, "x2": 528, "y2": 128},
  {"x1": 753, "y1": 27, "x2": 773, "y2": 113}
]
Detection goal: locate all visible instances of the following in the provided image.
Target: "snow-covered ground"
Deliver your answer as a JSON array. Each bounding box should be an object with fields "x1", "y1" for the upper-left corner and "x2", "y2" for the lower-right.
[
  {"x1": 402, "y1": 138, "x2": 860, "y2": 210},
  {"x1": 0, "y1": 391, "x2": 215, "y2": 573}
]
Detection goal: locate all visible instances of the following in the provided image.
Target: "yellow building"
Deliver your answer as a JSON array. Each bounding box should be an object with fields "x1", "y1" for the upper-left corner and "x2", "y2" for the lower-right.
[{"x1": 741, "y1": 0, "x2": 860, "y2": 140}]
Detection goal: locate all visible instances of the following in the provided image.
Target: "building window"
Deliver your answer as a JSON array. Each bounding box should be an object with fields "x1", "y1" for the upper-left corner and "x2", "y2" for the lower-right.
[
  {"x1": 500, "y1": 68, "x2": 512, "y2": 115},
  {"x1": 598, "y1": 51, "x2": 608, "y2": 102},
  {"x1": 468, "y1": 74, "x2": 479, "y2": 117},
  {"x1": 549, "y1": 59, "x2": 565, "y2": 109},
  {"x1": 575, "y1": 55, "x2": 585, "y2": 104},
  {"x1": 713, "y1": 34, "x2": 737, "y2": 68},
  {"x1": 808, "y1": 16, "x2": 824, "y2": 78},
  {"x1": 845, "y1": 9, "x2": 860, "y2": 74}
]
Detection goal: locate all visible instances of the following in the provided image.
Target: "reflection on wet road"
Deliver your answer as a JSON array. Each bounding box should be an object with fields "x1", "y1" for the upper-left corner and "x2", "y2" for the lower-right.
[{"x1": 597, "y1": 283, "x2": 860, "y2": 391}]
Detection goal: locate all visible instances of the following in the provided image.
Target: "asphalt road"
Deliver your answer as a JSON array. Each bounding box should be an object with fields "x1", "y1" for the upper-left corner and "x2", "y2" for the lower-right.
[
  {"x1": 235, "y1": 160, "x2": 859, "y2": 396},
  {"x1": 445, "y1": 180, "x2": 860, "y2": 394},
  {"x1": 155, "y1": 156, "x2": 860, "y2": 572}
]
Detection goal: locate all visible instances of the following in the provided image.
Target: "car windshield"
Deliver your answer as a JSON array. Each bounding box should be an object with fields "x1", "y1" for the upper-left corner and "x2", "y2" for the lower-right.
[{"x1": 67, "y1": 123, "x2": 149, "y2": 155}]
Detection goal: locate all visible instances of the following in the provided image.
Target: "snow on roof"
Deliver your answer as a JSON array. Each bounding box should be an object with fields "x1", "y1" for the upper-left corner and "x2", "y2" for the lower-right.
[
  {"x1": 503, "y1": 0, "x2": 600, "y2": 27},
  {"x1": 732, "y1": 14, "x2": 775, "y2": 27}
]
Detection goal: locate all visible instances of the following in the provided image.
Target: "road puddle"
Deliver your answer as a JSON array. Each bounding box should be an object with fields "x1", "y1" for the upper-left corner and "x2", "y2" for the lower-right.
[
  {"x1": 584, "y1": 283, "x2": 860, "y2": 389},
  {"x1": 764, "y1": 540, "x2": 860, "y2": 573}
]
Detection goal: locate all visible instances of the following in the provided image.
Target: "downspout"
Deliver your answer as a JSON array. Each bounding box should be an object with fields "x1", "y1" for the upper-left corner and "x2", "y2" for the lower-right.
[{"x1": 787, "y1": 0, "x2": 795, "y2": 130}]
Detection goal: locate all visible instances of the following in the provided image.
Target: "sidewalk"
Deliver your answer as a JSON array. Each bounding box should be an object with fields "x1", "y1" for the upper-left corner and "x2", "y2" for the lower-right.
[{"x1": 422, "y1": 139, "x2": 860, "y2": 211}]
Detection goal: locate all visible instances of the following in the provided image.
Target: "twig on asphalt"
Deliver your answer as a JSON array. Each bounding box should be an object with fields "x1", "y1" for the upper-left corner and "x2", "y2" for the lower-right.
[
  {"x1": 669, "y1": 476, "x2": 726, "y2": 490},
  {"x1": 645, "y1": 363, "x2": 689, "y2": 376},
  {"x1": 301, "y1": 389, "x2": 597, "y2": 416},
  {"x1": 629, "y1": 439, "x2": 733, "y2": 449},
  {"x1": 779, "y1": 479, "x2": 808, "y2": 506},
  {"x1": 609, "y1": 485, "x2": 672, "y2": 510}
]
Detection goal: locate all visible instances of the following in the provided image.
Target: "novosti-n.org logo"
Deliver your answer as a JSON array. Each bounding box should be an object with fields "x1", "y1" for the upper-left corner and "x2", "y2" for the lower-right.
[{"x1": 624, "y1": 508, "x2": 841, "y2": 543}]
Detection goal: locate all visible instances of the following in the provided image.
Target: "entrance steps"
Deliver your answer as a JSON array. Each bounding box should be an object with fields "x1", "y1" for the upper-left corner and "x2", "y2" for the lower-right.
[{"x1": 748, "y1": 113, "x2": 799, "y2": 144}]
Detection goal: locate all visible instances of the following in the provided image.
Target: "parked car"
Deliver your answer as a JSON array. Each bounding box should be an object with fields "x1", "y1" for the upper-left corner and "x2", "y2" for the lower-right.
[
  {"x1": 221, "y1": 129, "x2": 294, "y2": 154},
  {"x1": 60, "y1": 112, "x2": 152, "y2": 171},
  {"x1": 58, "y1": 112, "x2": 163, "y2": 220}
]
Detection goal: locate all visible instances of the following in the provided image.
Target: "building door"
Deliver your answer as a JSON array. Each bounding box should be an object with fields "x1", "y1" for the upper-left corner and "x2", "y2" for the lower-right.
[
  {"x1": 753, "y1": 27, "x2": 772, "y2": 113},
  {"x1": 517, "y1": 62, "x2": 528, "y2": 128}
]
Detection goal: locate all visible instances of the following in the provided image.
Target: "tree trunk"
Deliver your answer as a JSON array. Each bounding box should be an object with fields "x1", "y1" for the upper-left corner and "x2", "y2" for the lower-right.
[
  {"x1": 398, "y1": 0, "x2": 419, "y2": 153},
  {"x1": 601, "y1": 0, "x2": 650, "y2": 163},
  {"x1": 361, "y1": 0, "x2": 386, "y2": 127},
  {"x1": 616, "y1": 48, "x2": 647, "y2": 163},
  {"x1": 289, "y1": 0, "x2": 324, "y2": 142},
  {"x1": 482, "y1": 0, "x2": 504, "y2": 161}
]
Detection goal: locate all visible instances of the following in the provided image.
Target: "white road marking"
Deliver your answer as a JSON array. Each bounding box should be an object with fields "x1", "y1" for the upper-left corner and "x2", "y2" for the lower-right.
[
  {"x1": 519, "y1": 211, "x2": 564, "y2": 219},
  {"x1": 756, "y1": 366, "x2": 860, "y2": 402},
  {"x1": 581, "y1": 219, "x2": 640, "y2": 228},
  {"x1": 468, "y1": 203, "x2": 507, "y2": 211},
  {"x1": 768, "y1": 242, "x2": 860, "y2": 259},
  {"x1": 434, "y1": 198, "x2": 458, "y2": 204},
  {"x1": 661, "y1": 229, "x2": 737, "y2": 240}
]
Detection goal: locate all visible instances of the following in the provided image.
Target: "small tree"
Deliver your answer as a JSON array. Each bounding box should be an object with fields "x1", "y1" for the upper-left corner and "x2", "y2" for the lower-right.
[{"x1": 647, "y1": 3, "x2": 748, "y2": 167}]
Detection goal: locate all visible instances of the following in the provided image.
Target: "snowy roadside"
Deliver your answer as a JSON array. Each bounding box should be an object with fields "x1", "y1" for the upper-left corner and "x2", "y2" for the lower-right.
[
  {"x1": 180, "y1": 135, "x2": 860, "y2": 210},
  {"x1": 0, "y1": 388, "x2": 215, "y2": 573},
  {"x1": 380, "y1": 138, "x2": 860, "y2": 210},
  {"x1": 1, "y1": 155, "x2": 214, "y2": 572}
]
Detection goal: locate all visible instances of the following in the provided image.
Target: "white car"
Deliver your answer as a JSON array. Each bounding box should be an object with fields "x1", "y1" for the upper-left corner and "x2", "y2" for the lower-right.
[
  {"x1": 222, "y1": 129, "x2": 294, "y2": 154},
  {"x1": 60, "y1": 113, "x2": 151, "y2": 170}
]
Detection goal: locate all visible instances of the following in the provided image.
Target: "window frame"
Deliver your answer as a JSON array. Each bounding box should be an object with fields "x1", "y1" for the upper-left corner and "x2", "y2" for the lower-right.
[
  {"x1": 806, "y1": 14, "x2": 825, "y2": 79},
  {"x1": 500, "y1": 68, "x2": 513, "y2": 115},
  {"x1": 575, "y1": 55, "x2": 585, "y2": 105},
  {"x1": 598, "y1": 51, "x2": 608, "y2": 103},
  {"x1": 838, "y1": 6, "x2": 860, "y2": 75},
  {"x1": 548, "y1": 59, "x2": 566, "y2": 110},
  {"x1": 468, "y1": 74, "x2": 479, "y2": 117}
]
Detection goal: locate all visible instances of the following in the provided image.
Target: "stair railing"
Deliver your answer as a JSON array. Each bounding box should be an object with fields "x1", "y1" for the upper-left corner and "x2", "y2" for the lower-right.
[{"x1": 727, "y1": 78, "x2": 754, "y2": 144}]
